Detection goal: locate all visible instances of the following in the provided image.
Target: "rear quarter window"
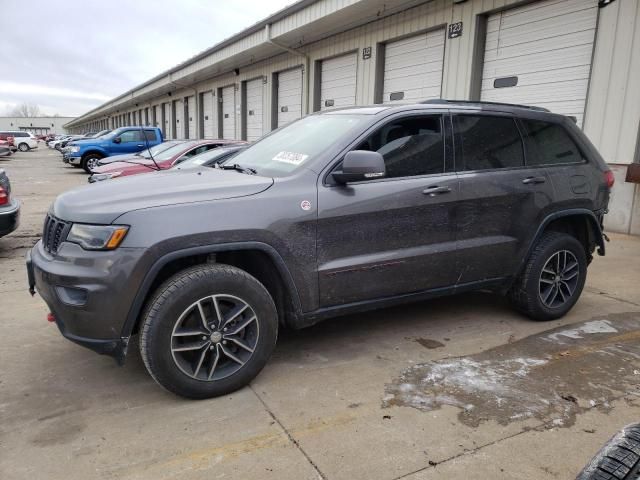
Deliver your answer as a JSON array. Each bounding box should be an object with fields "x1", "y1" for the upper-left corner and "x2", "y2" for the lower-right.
[{"x1": 520, "y1": 120, "x2": 583, "y2": 166}]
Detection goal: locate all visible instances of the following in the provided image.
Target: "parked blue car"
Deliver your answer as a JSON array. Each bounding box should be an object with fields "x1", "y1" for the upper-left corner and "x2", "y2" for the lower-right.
[{"x1": 66, "y1": 126, "x2": 163, "y2": 172}]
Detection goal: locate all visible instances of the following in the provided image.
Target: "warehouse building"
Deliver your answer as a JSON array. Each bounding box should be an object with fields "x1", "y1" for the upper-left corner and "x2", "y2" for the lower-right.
[
  {"x1": 0, "y1": 116, "x2": 75, "y2": 135},
  {"x1": 65, "y1": 0, "x2": 640, "y2": 234}
]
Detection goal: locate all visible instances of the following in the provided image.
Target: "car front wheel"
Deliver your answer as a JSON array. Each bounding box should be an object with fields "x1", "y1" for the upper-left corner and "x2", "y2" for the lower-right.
[
  {"x1": 508, "y1": 231, "x2": 587, "y2": 321},
  {"x1": 18, "y1": 143, "x2": 29, "y2": 152},
  {"x1": 139, "y1": 264, "x2": 278, "y2": 399},
  {"x1": 82, "y1": 154, "x2": 103, "y2": 173}
]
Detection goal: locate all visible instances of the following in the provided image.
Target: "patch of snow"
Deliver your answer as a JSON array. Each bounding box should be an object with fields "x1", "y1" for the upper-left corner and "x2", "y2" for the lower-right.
[{"x1": 547, "y1": 320, "x2": 618, "y2": 343}]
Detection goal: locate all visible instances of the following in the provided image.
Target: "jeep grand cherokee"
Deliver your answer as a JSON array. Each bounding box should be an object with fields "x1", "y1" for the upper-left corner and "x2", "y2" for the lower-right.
[{"x1": 27, "y1": 100, "x2": 612, "y2": 398}]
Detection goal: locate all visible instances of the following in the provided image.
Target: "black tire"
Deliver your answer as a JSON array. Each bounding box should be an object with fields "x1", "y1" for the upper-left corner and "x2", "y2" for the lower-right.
[
  {"x1": 508, "y1": 231, "x2": 587, "y2": 321},
  {"x1": 139, "y1": 263, "x2": 278, "y2": 399},
  {"x1": 18, "y1": 143, "x2": 29, "y2": 152},
  {"x1": 576, "y1": 424, "x2": 640, "y2": 480},
  {"x1": 82, "y1": 153, "x2": 103, "y2": 173}
]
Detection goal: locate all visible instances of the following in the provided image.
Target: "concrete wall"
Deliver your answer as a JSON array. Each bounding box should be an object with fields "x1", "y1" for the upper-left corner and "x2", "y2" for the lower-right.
[{"x1": 0, "y1": 117, "x2": 75, "y2": 135}]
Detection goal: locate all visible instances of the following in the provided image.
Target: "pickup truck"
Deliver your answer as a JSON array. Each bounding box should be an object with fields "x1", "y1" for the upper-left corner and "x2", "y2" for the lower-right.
[{"x1": 66, "y1": 127, "x2": 163, "y2": 172}]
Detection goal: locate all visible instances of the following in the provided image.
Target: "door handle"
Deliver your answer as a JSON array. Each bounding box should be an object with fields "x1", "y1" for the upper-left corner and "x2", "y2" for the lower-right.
[
  {"x1": 422, "y1": 186, "x2": 451, "y2": 196},
  {"x1": 522, "y1": 176, "x2": 546, "y2": 185},
  {"x1": 137, "y1": 144, "x2": 145, "y2": 148}
]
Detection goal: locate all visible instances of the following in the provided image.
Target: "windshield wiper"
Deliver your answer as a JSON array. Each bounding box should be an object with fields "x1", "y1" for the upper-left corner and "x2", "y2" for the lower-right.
[{"x1": 218, "y1": 163, "x2": 256, "y2": 175}]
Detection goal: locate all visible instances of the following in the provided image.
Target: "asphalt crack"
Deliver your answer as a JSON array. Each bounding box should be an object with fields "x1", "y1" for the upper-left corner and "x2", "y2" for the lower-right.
[{"x1": 250, "y1": 385, "x2": 327, "y2": 479}]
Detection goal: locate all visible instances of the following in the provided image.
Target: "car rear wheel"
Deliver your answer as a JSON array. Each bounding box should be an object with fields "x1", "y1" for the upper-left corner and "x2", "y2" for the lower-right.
[
  {"x1": 139, "y1": 264, "x2": 278, "y2": 399},
  {"x1": 18, "y1": 143, "x2": 29, "y2": 152},
  {"x1": 508, "y1": 231, "x2": 587, "y2": 321},
  {"x1": 82, "y1": 153, "x2": 103, "y2": 173}
]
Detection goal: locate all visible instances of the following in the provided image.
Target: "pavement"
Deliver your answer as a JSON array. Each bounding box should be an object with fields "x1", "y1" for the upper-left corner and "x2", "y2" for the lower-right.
[{"x1": 1, "y1": 145, "x2": 639, "y2": 480}]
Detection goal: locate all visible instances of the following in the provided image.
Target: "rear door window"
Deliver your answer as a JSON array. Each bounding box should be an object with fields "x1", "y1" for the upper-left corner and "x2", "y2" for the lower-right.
[
  {"x1": 519, "y1": 119, "x2": 583, "y2": 166},
  {"x1": 143, "y1": 130, "x2": 156, "y2": 141},
  {"x1": 453, "y1": 115, "x2": 524, "y2": 171},
  {"x1": 118, "y1": 130, "x2": 144, "y2": 143}
]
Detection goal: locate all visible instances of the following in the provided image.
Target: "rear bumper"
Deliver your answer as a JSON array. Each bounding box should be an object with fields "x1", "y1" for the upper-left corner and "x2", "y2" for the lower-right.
[{"x1": 0, "y1": 199, "x2": 20, "y2": 237}]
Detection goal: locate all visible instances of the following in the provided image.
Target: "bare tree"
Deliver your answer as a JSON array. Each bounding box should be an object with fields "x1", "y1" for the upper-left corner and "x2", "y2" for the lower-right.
[{"x1": 9, "y1": 103, "x2": 41, "y2": 117}]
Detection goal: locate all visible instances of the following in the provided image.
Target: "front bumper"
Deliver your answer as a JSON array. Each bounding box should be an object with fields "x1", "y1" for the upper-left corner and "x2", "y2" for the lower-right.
[
  {"x1": 0, "y1": 199, "x2": 20, "y2": 237},
  {"x1": 27, "y1": 240, "x2": 147, "y2": 363}
]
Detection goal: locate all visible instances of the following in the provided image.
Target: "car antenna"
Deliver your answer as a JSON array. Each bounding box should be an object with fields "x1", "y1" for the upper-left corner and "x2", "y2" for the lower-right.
[{"x1": 140, "y1": 125, "x2": 161, "y2": 170}]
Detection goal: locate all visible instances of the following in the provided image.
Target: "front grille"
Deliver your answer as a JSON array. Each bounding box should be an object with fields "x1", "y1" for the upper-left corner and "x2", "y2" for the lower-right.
[{"x1": 42, "y1": 214, "x2": 71, "y2": 254}]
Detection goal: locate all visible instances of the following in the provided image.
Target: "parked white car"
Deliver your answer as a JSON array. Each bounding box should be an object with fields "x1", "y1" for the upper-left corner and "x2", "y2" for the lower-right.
[{"x1": 0, "y1": 131, "x2": 38, "y2": 151}]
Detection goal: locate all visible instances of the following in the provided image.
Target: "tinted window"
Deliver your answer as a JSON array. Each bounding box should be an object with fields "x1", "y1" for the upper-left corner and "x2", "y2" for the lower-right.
[
  {"x1": 454, "y1": 115, "x2": 524, "y2": 171},
  {"x1": 520, "y1": 120, "x2": 583, "y2": 166},
  {"x1": 355, "y1": 115, "x2": 445, "y2": 178},
  {"x1": 118, "y1": 130, "x2": 143, "y2": 143},
  {"x1": 143, "y1": 130, "x2": 156, "y2": 141}
]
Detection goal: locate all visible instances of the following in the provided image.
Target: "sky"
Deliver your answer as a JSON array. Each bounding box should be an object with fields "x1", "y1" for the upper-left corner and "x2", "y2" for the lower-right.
[{"x1": 0, "y1": 0, "x2": 295, "y2": 117}]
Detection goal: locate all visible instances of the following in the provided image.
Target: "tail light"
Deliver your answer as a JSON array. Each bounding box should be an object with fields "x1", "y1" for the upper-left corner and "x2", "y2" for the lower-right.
[
  {"x1": 604, "y1": 170, "x2": 615, "y2": 189},
  {"x1": 0, "y1": 186, "x2": 8, "y2": 206}
]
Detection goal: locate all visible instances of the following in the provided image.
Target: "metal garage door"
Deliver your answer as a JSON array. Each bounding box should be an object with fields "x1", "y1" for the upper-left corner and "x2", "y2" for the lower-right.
[
  {"x1": 481, "y1": 0, "x2": 598, "y2": 126},
  {"x1": 221, "y1": 85, "x2": 236, "y2": 139},
  {"x1": 277, "y1": 67, "x2": 303, "y2": 127},
  {"x1": 320, "y1": 52, "x2": 357, "y2": 110},
  {"x1": 202, "y1": 91, "x2": 214, "y2": 138},
  {"x1": 163, "y1": 103, "x2": 171, "y2": 138},
  {"x1": 187, "y1": 96, "x2": 196, "y2": 138},
  {"x1": 245, "y1": 78, "x2": 264, "y2": 141},
  {"x1": 382, "y1": 28, "x2": 445, "y2": 103},
  {"x1": 174, "y1": 99, "x2": 184, "y2": 139}
]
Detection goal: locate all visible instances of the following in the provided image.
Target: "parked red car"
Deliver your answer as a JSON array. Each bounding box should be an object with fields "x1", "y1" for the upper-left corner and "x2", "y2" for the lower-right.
[
  {"x1": 0, "y1": 134, "x2": 17, "y2": 152},
  {"x1": 88, "y1": 139, "x2": 245, "y2": 182},
  {"x1": 0, "y1": 140, "x2": 12, "y2": 157}
]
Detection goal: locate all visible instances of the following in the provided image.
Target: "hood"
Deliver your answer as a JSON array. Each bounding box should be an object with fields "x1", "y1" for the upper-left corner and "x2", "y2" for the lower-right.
[
  {"x1": 69, "y1": 138, "x2": 108, "y2": 147},
  {"x1": 53, "y1": 168, "x2": 274, "y2": 224},
  {"x1": 93, "y1": 159, "x2": 169, "y2": 174},
  {"x1": 98, "y1": 151, "x2": 148, "y2": 165}
]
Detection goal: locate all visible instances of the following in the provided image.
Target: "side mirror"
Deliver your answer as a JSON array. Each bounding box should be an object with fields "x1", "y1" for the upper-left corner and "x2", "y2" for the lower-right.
[
  {"x1": 332, "y1": 150, "x2": 385, "y2": 184},
  {"x1": 113, "y1": 137, "x2": 121, "y2": 144}
]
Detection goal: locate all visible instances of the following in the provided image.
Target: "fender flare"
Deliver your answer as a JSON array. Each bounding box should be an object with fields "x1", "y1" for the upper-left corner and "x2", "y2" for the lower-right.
[
  {"x1": 524, "y1": 209, "x2": 605, "y2": 266},
  {"x1": 119, "y1": 241, "x2": 303, "y2": 340},
  {"x1": 81, "y1": 148, "x2": 106, "y2": 160}
]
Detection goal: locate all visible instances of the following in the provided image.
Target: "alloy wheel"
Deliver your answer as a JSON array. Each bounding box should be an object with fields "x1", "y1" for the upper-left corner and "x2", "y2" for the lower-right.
[
  {"x1": 170, "y1": 294, "x2": 259, "y2": 381},
  {"x1": 538, "y1": 250, "x2": 579, "y2": 309},
  {"x1": 86, "y1": 158, "x2": 100, "y2": 171}
]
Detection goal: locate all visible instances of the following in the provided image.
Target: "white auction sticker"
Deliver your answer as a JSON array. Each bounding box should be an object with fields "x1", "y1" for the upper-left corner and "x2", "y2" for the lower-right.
[
  {"x1": 272, "y1": 151, "x2": 309, "y2": 165},
  {"x1": 300, "y1": 200, "x2": 312, "y2": 211}
]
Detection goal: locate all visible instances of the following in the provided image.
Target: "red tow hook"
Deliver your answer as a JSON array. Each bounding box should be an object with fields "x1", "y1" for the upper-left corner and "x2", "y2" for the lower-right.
[{"x1": 47, "y1": 313, "x2": 56, "y2": 323}]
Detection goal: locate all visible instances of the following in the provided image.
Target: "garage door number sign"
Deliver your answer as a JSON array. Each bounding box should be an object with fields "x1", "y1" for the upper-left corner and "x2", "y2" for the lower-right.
[{"x1": 448, "y1": 22, "x2": 463, "y2": 39}]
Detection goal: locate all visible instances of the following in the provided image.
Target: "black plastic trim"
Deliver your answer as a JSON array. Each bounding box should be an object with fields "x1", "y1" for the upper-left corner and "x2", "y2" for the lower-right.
[{"x1": 120, "y1": 241, "x2": 303, "y2": 340}]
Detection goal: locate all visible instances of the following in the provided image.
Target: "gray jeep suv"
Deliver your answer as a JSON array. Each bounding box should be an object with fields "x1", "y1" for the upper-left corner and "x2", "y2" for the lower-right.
[{"x1": 27, "y1": 100, "x2": 613, "y2": 398}]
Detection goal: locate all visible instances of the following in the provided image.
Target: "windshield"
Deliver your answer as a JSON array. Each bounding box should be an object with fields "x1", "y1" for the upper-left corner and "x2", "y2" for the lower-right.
[
  {"x1": 154, "y1": 141, "x2": 199, "y2": 161},
  {"x1": 228, "y1": 114, "x2": 368, "y2": 177},
  {"x1": 175, "y1": 147, "x2": 243, "y2": 169},
  {"x1": 140, "y1": 141, "x2": 181, "y2": 158}
]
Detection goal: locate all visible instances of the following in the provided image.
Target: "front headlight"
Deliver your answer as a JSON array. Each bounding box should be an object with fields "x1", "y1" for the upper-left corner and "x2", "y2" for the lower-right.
[
  {"x1": 67, "y1": 224, "x2": 129, "y2": 250},
  {"x1": 69, "y1": 146, "x2": 80, "y2": 153}
]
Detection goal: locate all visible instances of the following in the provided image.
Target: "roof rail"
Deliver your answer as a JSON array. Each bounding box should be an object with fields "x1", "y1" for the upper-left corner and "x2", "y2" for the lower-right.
[{"x1": 420, "y1": 99, "x2": 550, "y2": 113}]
